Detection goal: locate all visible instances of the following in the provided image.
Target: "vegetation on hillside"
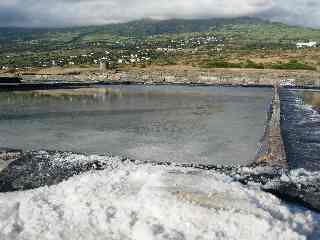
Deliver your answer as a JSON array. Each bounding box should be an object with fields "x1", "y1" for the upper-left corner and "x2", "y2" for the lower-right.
[
  {"x1": 0, "y1": 17, "x2": 320, "y2": 72},
  {"x1": 202, "y1": 59, "x2": 316, "y2": 71}
]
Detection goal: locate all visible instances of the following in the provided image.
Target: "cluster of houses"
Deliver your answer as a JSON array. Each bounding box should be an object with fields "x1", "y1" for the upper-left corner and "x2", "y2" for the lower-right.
[
  {"x1": 154, "y1": 35, "x2": 222, "y2": 52},
  {"x1": 187, "y1": 36, "x2": 221, "y2": 46},
  {"x1": 116, "y1": 53, "x2": 151, "y2": 64},
  {"x1": 2, "y1": 36, "x2": 319, "y2": 70},
  {"x1": 0, "y1": 33, "x2": 226, "y2": 70},
  {"x1": 0, "y1": 49, "x2": 154, "y2": 70},
  {"x1": 53, "y1": 51, "x2": 152, "y2": 68}
]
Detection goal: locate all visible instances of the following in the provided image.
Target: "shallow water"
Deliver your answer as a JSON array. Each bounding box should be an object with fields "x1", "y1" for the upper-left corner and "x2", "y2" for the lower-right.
[
  {"x1": 0, "y1": 85, "x2": 272, "y2": 166},
  {"x1": 280, "y1": 89, "x2": 320, "y2": 171}
]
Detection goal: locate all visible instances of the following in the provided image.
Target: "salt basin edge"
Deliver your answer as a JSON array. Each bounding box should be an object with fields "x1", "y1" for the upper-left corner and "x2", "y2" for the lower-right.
[{"x1": 0, "y1": 85, "x2": 320, "y2": 239}]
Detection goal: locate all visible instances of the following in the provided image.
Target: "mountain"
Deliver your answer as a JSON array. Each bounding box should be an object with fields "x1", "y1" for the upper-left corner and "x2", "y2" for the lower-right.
[
  {"x1": 1, "y1": 17, "x2": 320, "y2": 70},
  {"x1": 0, "y1": 17, "x2": 265, "y2": 40},
  {"x1": 85, "y1": 17, "x2": 269, "y2": 37},
  {"x1": 1, "y1": 17, "x2": 320, "y2": 44},
  {"x1": 1, "y1": 17, "x2": 320, "y2": 58}
]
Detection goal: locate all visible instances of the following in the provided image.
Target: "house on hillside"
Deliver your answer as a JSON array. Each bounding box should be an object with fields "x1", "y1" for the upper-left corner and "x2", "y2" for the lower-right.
[{"x1": 296, "y1": 41, "x2": 317, "y2": 48}]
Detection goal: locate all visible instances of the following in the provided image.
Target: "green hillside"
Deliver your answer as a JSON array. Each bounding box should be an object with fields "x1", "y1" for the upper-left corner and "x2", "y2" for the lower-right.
[
  {"x1": 1, "y1": 17, "x2": 320, "y2": 71},
  {"x1": 1, "y1": 17, "x2": 320, "y2": 46}
]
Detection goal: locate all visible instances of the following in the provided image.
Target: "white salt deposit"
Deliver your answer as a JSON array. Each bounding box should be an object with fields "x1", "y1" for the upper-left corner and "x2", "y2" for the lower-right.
[{"x1": 0, "y1": 156, "x2": 319, "y2": 240}]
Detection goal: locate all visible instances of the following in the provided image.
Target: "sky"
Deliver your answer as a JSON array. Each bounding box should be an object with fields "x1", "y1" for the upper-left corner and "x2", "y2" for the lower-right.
[{"x1": 0, "y1": 0, "x2": 319, "y2": 28}]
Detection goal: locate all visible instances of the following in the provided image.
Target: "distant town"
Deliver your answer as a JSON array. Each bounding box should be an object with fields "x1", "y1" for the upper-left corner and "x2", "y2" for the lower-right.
[
  {"x1": 1, "y1": 18, "x2": 320, "y2": 73},
  {"x1": 1, "y1": 34, "x2": 225, "y2": 70}
]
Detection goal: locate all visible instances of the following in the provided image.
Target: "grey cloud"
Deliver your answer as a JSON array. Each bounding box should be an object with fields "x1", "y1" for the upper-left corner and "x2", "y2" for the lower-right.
[
  {"x1": 0, "y1": 0, "x2": 319, "y2": 28},
  {"x1": 0, "y1": 7, "x2": 28, "y2": 25},
  {"x1": 0, "y1": 0, "x2": 273, "y2": 27},
  {"x1": 258, "y1": 0, "x2": 320, "y2": 27}
]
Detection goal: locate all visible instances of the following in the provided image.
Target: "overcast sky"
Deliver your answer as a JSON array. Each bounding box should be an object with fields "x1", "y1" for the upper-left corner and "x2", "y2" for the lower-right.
[{"x1": 0, "y1": 0, "x2": 319, "y2": 28}]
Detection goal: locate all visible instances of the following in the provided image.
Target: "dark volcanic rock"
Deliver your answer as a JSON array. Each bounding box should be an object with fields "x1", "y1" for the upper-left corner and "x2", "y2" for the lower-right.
[
  {"x1": 0, "y1": 151, "x2": 116, "y2": 192},
  {"x1": 264, "y1": 178, "x2": 320, "y2": 212},
  {"x1": 0, "y1": 77, "x2": 22, "y2": 83}
]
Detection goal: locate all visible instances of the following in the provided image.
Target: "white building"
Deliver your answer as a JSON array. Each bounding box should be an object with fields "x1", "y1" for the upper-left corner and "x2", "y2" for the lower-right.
[{"x1": 296, "y1": 41, "x2": 317, "y2": 48}]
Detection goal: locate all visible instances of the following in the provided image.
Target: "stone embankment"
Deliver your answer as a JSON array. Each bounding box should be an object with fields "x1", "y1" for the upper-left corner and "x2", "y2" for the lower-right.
[
  {"x1": 20, "y1": 67, "x2": 320, "y2": 87},
  {"x1": 255, "y1": 86, "x2": 287, "y2": 167}
]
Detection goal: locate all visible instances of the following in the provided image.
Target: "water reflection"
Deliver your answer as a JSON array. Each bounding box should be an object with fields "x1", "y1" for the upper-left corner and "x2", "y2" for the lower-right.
[{"x1": 0, "y1": 85, "x2": 272, "y2": 166}]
